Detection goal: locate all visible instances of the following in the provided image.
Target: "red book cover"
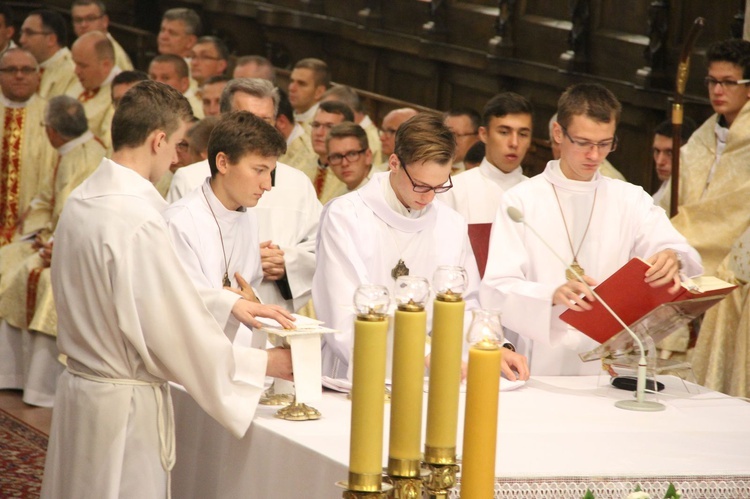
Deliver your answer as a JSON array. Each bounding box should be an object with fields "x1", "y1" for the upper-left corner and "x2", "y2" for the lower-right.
[{"x1": 560, "y1": 258, "x2": 736, "y2": 343}]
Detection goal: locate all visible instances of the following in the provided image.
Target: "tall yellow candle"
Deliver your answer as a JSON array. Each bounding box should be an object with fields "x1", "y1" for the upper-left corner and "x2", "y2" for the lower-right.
[
  {"x1": 425, "y1": 296, "x2": 465, "y2": 463},
  {"x1": 348, "y1": 284, "x2": 390, "y2": 492},
  {"x1": 461, "y1": 342, "x2": 502, "y2": 499},
  {"x1": 349, "y1": 317, "x2": 388, "y2": 489},
  {"x1": 388, "y1": 304, "x2": 427, "y2": 476}
]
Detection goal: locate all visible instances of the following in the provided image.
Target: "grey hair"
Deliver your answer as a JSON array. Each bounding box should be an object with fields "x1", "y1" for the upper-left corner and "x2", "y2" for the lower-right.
[
  {"x1": 162, "y1": 8, "x2": 201, "y2": 36},
  {"x1": 45, "y1": 95, "x2": 88, "y2": 139},
  {"x1": 219, "y1": 78, "x2": 280, "y2": 116}
]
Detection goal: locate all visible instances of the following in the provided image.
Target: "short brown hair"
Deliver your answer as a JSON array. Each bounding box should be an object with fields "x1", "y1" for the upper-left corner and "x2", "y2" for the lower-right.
[
  {"x1": 394, "y1": 112, "x2": 455, "y2": 166},
  {"x1": 111, "y1": 80, "x2": 194, "y2": 151},
  {"x1": 293, "y1": 58, "x2": 330, "y2": 88},
  {"x1": 326, "y1": 122, "x2": 368, "y2": 150},
  {"x1": 207, "y1": 111, "x2": 287, "y2": 177},
  {"x1": 150, "y1": 54, "x2": 189, "y2": 79},
  {"x1": 556, "y1": 83, "x2": 621, "y2": 129}
]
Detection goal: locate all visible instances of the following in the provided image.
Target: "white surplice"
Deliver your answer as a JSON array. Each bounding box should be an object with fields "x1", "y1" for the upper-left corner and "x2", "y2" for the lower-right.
[
  {"x1": 42, "y1": 159, "x2": 269, "y2": 499},
  {"x1": 167, "y1": 160, "x2": 321, "y2": 312},
  {"x1": 164, "y1": 178, "x2": 262, "y2": 343},
  {"x1": 438, "y1": 158, "x2": 527, "y2": 223},
  {"x1": 314, "y1": 171, "x2": 481, "y2": 380},
  {"x1": 479, "y1": 161, "x2": 703, "y2": 376}
]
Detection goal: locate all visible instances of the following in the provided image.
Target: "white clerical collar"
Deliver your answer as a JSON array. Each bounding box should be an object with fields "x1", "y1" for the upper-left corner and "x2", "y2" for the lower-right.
[
  {"x1": 40, "y1": 47, "x2": 66, "y2": 68},
  {"x1": 294, "y1": 102, "x2": 319, "y2": 124},
  {"x1": 478, "y1": 157, "x2": 524, "y2": 183},
  {"x1": 544, "y1": 160, "x2": 602, "y2": 192},
  {"x1": 0, "y1": 93, "x2": 30, "y2": 108},
  {"x1": 202, "y1": 178, "x2": 247, "y2": 224},
  {"x1": 58, "y1": 131, "x2": 94, "y2": 156},
  {"x1": 102, "y1": 66, "x2": 121, "y2": 87},
  {"x1": 287, "y1": 122, "x2": 305, "y2": 145},
  {"x1": 382, "y1": 172, "x2": 424, "y2": 219},
  {"x1": 358, "y1": 172, "x2": 436, "y2": 232},
  {"x1": 359, "y1": 115, "x2": 374, "y2": 129}
]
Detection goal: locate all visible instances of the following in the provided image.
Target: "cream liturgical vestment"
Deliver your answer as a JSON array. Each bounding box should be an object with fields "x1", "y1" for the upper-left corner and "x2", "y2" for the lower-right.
[
  {"x1": 314, "y1": 172, "x2": 481, "y2": 380},
  {"x1": 164, "y1": 178, "x2": 262, "y2": 343},
  {"x1": 279, "y1": 123, "x2": 317, "y2": 175},
  {"x1": 692, "y1": 227, "x2": 750, "y2": 398},
  {"x1": 167, "y1": 160, "x2": 321, "y2": 312},
  {"x1": 360, "y1": 115, "x2": 383, "y2": 166},
  {"x1": 438, "y1": 158, "x2": 527, "y2": 223},
  {"x1": 0, "y1": 132, "x2": 105, "y2": 406},
  {"x1": 599, "y1": 159, "x2": 626, "y2": 182},
  {"x1": 38, "y1": 48, "x2": 80, "y2": 99},
  {"x1": 41, "y1": 159, "x2": 269, "y2": 499},
  {"x1": 107, "y1": 33, "x2": 134, "y2": 71},
  {"x1": 70, "y1": 67, "x2": 119, "y2": 151},
  {"x1": 0, "y1": 94, "x2": 57, "y2": 245},
  {"x1": 659, "y1": 102, "x2": 750, "y2": 275},
  {"x1": 479, "y1": 161, "x2": 702, "y2": 376}
]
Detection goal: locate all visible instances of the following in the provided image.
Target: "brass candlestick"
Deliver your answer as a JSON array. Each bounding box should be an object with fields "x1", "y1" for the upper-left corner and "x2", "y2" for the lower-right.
[
  {"x1": 384, "y1": 459, "x2": 427, "y2": 499},
  {"x1": 337, "y1": 473, "x2": 394, "y2": 498},
  {"x1": 422, "y1": 460, "x2": 459, "y2": 499},
  {"x1": 274, "y1": 396, "x2": 321, "y2": 421},
  {"x1": 259, "y1": 380, "x2": 294, "y2": 406}
]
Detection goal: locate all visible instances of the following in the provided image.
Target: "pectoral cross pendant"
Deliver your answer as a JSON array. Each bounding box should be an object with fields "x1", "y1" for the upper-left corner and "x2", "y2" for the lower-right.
[
  {"x1": 222, "y1": 272, "x2": 231, "y2": 288},
  {"x1": 565, "y1": 260, "x2": 585, "y2": 281},
  {"x1": 391, "y1": 259, "x2": 410, "y2": 280}
]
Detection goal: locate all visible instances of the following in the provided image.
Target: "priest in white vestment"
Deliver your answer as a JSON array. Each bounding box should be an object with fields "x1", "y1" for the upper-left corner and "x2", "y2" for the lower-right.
[
  {"x1": 165, "y1": 111, "x2": 294, "y2": 346},
  {"x1": 20, "y1": 10, "x2": 80, "y2": 99},
  {"x1": 41, "y1": 81, "x2": 294, "y2": 499},
  {"x1": 0, "y1": 96, "x2": 105, "y2": 406},
  {"x1": 480, "y1": 84, "x2": 702, "y2": 376},
  {"x1": 314, "y1": 113, "x2": 529, "y2": 381},
  {"x1": 440, "y1": 93, "x2": 533, "y2": 223}
]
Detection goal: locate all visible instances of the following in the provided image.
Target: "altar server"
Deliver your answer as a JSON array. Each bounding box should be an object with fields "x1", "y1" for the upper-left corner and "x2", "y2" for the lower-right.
[
  {"x1": 41, "y1": 81, "x2": 293, "y2": 499},
  {"x1": 480, "y1": 83, "x2": 702, "y2": 376},
  {"x1": 164, "y1": 111, "x2": 292, "y2": 345},
  {"x1": 314, "y1": 113, "x2": 529, "y2": 381},
  {"x1": 439, "y1": 92, "x2": 532, "y2": 223}
]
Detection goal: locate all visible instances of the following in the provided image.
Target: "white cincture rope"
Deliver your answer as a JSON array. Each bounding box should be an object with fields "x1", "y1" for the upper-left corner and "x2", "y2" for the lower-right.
[{"x1": 66, "y1": 366, "x2": 176, "y2": 497}]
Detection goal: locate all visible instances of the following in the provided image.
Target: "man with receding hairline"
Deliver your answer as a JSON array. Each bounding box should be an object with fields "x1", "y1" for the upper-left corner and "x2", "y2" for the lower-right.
[
  {"x1": 69, "y1": 31, "x2": 119, "y2": 149},
  {"x1": 378, "y1": 107, "x2": 418, "y2": 169},
  {"x1": 234, "y1": 54, "x2": 276, "y2": 82}
]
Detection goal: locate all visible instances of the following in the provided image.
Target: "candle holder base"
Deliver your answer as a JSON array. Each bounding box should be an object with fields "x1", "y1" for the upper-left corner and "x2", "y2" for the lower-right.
[
  {"x1": 384, "y1": 471, "x2": 428, "y2": 499},
  {"x1": 336, "y1": 481, "x2": 394, "y2": 498},
  {"x1": 422, "y1": 462, "x2": 459, "y2": 499},
  {"x1": 259, "y1": 381, "x2": 294, "y2": 406},
  {"x1": 274, "y1": 400, "x2": 321, "y2": 421}
]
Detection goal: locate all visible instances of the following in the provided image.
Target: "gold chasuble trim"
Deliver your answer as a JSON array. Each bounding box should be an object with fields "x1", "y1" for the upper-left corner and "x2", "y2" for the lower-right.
[{"x1": 1, "y1": 108, "x2": 25, "y2": 244}]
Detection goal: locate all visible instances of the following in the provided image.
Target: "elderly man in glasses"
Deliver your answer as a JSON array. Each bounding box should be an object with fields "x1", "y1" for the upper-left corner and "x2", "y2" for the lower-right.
[
  {"x1": 480, "y1": 83, "x2": 702, "y2": 376},
  {"x1": 314, "y1": 113, "x2": 530, "y2": 382}
]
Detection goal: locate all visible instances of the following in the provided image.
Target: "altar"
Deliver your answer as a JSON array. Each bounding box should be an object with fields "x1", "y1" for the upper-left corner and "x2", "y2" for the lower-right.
[{"x1": 171, "y1": 375, "x2": 750, "y2": 498}]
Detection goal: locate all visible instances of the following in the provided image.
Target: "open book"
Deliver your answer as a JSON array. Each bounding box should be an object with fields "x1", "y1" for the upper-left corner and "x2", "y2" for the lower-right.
[{"x1": 560, "y1": 257, "x2": 736, "y2": 349}]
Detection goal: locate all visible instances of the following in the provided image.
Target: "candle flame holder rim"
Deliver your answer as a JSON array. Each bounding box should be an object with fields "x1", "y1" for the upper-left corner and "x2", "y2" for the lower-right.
[
  {"x1": 396, "y1": 299, "x2": 425, "y2": 312},
  {"x1": 356, "y1": 311, "x2": 388, "y2": 322},
  {"x1": 435, "y1": 291, "x2": 463, "y2": 303},
  {"x1": 471, "y1": 339, "x2": 501, "y2": 351}
]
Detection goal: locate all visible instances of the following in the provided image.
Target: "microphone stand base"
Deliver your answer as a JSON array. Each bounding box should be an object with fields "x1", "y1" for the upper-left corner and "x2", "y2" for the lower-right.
[{"x1": 615, "y1": 399, "x2": 666, "y2": 412}]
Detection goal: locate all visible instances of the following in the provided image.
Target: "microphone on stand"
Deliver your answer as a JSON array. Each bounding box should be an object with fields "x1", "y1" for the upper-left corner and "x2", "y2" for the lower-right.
[{"x1": 506, "y1": 206, "x2": 665, "y2": 412}]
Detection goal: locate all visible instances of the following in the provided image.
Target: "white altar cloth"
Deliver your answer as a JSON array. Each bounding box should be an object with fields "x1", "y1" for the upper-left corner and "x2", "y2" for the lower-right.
[{"x1": 171, "y1": 376, "x2": 750, "y2": 498}]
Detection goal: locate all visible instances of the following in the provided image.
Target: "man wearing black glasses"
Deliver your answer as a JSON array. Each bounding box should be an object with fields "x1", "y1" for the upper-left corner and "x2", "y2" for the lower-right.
[
  {"x1": 19, "y1": 9, "x2": 78, "y2": 99},
  {"x1": 314, "y1": 113, "x2": 530, "y2": 382},
  {"x1": 480, "y1": 83, "x2": 702, "y2": 376},
  {"x1": 672, "y1": 39, "x2": 750, "y2": 394},
  {"x1": 326, "y1": 122, "x2": 377, "y2": 193}
]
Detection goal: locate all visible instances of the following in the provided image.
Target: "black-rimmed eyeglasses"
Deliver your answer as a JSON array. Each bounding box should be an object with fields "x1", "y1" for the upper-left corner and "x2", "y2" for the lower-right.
[
  {"x1": 398, "y1": 156, "x2": 453, "y2": 193},
  {"x1": 328, "y1": 148, "x2": 366, "y2": 166}
]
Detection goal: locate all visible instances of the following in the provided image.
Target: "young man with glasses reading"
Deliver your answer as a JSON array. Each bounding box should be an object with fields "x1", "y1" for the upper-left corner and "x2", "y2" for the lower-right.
[
  {"x1": 314, "y1": 113, "x2": 529, "y2": 382},
  {"x1": 480, "y1": 83, "x2": 702, "y2": 376}
]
